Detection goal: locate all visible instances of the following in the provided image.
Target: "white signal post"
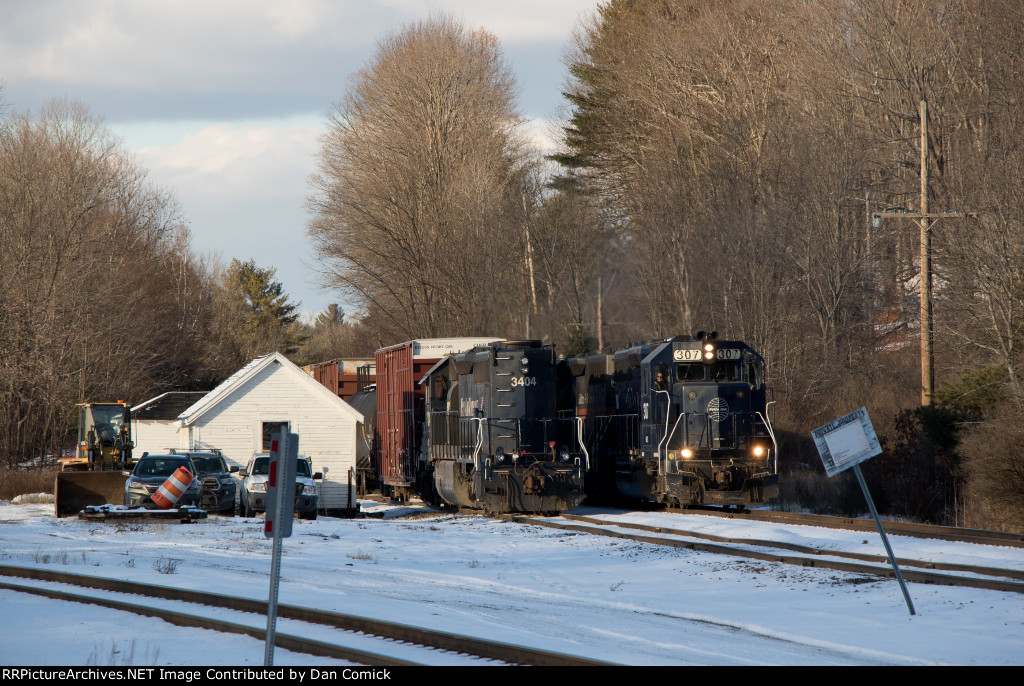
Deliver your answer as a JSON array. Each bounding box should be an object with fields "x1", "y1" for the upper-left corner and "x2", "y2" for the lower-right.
[
  {"x1": 812, "y1": 409, "x2": 915, "y2": 616},
  {"x1": 264, "y1": 431, "x2": 298, "y2": 666}
]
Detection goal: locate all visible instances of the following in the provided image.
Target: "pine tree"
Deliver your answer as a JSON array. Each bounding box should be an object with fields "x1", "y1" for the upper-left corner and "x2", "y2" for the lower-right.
[{"x1": 225, "y1": 259, "x2": 303, "y2": 358}]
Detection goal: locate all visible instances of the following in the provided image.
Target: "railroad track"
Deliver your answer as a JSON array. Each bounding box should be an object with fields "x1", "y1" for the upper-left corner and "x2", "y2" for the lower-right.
[
  {"x1": 668, "y1": 507, "x2": 1024, "y2": 548},
  {"x1": 506, "y1": 513, "x2": 1024, "y2": 595},
  {"x1": 0, "y1": 564, "x2": 611, "y2": 667}
]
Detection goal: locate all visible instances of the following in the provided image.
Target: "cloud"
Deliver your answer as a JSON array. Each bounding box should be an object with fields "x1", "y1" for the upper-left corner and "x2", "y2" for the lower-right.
[
  {"x1": 121, "y1": 118, "x2": 328, "y2": 311},
  {"x1": 376, "y1": 1, "x2": 599, "y2": 43},
  {"x1": 1, "y1": 1, "x2": 601, "y2": 121},
  {"x1": 1, "y1": 0, "x2": 602, "y2": 317},
  {"x1": 138, "y1": 120, "x2": 320, "y2": 177},
  {"x1": 521, "y1": 118, "x2": 561, "y2": 156}
]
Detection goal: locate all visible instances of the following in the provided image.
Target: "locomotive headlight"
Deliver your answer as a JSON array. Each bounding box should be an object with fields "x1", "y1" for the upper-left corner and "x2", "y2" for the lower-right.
[
  {"x1": 559, "y1": 445, "x2": 571, "y2": 462},
  {"x1": 681, "y1": 448, "x2": 693, "y2": 459},
  {"x1": 753, "y1": 445, "x2": 765, "y2": 457},
  {"x1": 520, "y1": 356, "x2": 529, "y2": 370},
  {"x1": 495, "y1": 447, "x2": 506, "y2": 463},
  {"x1": 703, "y1": 343, "x2": 715, "y2": 360}
]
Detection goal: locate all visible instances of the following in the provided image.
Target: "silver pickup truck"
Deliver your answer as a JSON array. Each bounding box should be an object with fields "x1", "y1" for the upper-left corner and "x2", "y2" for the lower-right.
[{"x1": 238, "y1": 454, "x2": 321, "y2": 520}]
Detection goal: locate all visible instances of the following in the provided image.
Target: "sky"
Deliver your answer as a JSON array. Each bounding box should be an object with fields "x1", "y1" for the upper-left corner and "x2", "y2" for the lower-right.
[
  {"x1": 1, "y1": 499, "x2": 1022, "y2": 666},
  {"x1": 0, "y1": 1, "x2": 604, "y2": 320}
]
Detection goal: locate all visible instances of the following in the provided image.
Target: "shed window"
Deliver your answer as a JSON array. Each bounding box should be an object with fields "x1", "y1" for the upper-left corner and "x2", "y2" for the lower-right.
[{"x1": 262, "y1": 421, "x2": 288, "y2": 453}]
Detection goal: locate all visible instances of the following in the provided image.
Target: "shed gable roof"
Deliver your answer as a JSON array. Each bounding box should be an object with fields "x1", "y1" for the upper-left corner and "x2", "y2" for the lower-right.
[
  {"x1": 179, "y1": 352, "x2": 363, "y2": 426},
  {"x1": 134, "y1": 392, "x2": 208, "y2": 420}
]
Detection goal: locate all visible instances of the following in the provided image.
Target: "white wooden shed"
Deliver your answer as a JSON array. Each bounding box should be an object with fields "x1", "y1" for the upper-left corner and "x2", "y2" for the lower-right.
[
  {"x1": 178, "y1": 352, "x2": 363, "y2": 513},
  {"x1": 131, "y1": 391, "x2": 205, "y2": 457}
]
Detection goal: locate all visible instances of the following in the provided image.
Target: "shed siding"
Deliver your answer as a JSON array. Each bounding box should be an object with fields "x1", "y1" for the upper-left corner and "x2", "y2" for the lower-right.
[
  {"x1": 188, "y1": 360, "x2": 358, "y2": 509},
  {"x1": 132, "y1": 420, "x2": 182, "y2": 458}
]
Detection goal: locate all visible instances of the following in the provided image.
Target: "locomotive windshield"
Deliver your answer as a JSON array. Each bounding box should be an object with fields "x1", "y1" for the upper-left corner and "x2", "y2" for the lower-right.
[
  {"x1": 710, "y1": 362, "x2": 739, "y2": 381},
  {"x1": 676, "y1": 363, "x2": 704, "y2": 381},
  {"x1": 674, "y1": 362, "x2": 740, "y2": 381}
]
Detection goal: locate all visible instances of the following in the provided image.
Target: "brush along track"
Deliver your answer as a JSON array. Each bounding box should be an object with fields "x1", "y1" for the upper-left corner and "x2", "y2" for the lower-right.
[
  {"x1": 0, "y1": 564, "x2": 610, "y2": 666},
  {"x1": 505, "y1": 513, "x2": 1024, "y2": 594}
]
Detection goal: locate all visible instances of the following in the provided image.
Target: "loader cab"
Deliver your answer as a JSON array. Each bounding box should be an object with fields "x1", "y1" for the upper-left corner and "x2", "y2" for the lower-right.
[
  {"x1": 55, "y1": 401, "x2": 136, "y2": 517},
  {"x1": 75, "y1": 402, "x2": 133, "y2": 465}
]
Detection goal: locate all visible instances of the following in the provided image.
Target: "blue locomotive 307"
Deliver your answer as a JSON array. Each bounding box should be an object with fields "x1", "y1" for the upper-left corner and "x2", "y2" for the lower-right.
[{"x1": 571, "y1": 332, "x2": 779, "y2": 508}]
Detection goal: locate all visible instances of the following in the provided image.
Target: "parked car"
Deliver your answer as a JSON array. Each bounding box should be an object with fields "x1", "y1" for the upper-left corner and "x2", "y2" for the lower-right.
[
  {"x1": 123, "y1": 454, "x2": 201, "y2": 508},
  {"x1": 169, "y1": 449, "x2": 238, "y2": 516},
  {"x1": 238, "y1": 454, "x2": 321, "y2": 520}
]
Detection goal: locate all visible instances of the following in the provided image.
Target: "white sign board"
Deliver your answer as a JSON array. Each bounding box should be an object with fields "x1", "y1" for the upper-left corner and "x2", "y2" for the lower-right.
[{"x1": 811, "y1": 407, "x2": 881, "y2": 477}]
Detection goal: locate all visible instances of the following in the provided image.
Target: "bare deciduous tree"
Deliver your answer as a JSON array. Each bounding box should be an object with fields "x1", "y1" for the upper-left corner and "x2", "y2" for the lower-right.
[
  {"x1": 308, "y1": 14, "x2": 537, "y2": 342},
  {"x1": 0, "y1": 100, "x2": 209, "y2": 465}
]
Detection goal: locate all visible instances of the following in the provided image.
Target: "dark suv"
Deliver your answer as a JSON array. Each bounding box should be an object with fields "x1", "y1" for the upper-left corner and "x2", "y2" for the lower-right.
[
  {"x1": 124, "y1": 454, "x2": 201, "y2": 508},
  {"x1": 170, "y1": 449, "x2": 238, "y2": 515}
]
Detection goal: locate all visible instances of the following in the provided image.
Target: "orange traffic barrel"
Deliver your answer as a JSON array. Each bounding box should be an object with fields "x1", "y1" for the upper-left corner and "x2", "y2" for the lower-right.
[{"x1": 152, "y1": 467, "x2": 194, "y2": 509}]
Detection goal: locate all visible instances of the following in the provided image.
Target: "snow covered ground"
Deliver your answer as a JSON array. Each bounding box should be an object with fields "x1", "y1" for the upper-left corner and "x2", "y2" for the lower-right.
[{"x1": 0, "y1": 499, "x2": 1022, "y2": 666}]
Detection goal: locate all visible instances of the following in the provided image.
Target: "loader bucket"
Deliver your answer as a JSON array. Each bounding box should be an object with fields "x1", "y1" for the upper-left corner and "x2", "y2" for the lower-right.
[{"x1": 54, "y1": 471, "x2": 129, "y2": 517}]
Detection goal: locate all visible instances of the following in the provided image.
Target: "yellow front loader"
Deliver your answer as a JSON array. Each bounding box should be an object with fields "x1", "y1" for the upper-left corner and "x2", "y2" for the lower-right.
[{"x1": 54, "y1": 402, "x2": 134, "y2": 516}]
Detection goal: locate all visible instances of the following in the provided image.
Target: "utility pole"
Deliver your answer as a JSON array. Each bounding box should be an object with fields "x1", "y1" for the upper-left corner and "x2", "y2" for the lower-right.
[
  {"x1": 920, "y1": 99, "x2": 932, "y2": 407},
  {"x1": 872, "y1": 98, "x2": 974, "y2": 407},
  {"x1": 521, "y1": 195, "x2": 538, "y2": 339}
]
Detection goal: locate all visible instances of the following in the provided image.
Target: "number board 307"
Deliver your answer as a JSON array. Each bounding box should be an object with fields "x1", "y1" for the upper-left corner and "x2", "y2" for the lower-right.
[{"x1": 673, "y1": 348, "x2": 741, "y2": 361}]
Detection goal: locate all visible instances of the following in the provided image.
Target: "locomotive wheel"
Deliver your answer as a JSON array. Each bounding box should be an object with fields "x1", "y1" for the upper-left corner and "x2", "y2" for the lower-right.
[{"x1": 689, "y1": 478, "x2": 705, "y2": 506}]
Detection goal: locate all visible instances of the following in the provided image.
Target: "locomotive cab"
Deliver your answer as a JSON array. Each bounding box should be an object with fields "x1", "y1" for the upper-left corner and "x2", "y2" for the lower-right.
[
  {"x1": 639, "y1": 334, "x2": 777, "y2": 506},
  {"x1": 571, "y1": 333, "x2": 778, "y2": 509}
]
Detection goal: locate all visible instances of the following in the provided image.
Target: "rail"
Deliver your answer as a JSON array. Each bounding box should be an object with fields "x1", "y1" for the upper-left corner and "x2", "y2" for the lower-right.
[
  {"x1": 0, "y1": 565, "x2": 614, "y2": 666},
  {"x1": 506, "y1": 514, "x2": 1024, "y2": 595}
]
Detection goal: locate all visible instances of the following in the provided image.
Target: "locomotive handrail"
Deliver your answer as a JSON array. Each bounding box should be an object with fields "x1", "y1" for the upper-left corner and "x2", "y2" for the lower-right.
[
  {"x1": 654, "y1": 390, "x2": 672, "y2": 462},
  {"x1": 471, "y1": 418, "x2": 485, "y2": 471},
  {"x1": 660, "y1": 412, "x2": 687, "y2": 474},
  {"x1": 756, "y1": 409, "x2": 779, "y2": 474},
  {"x1": 575, "y1": 417, "x2": 590, "y2": 471}
]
